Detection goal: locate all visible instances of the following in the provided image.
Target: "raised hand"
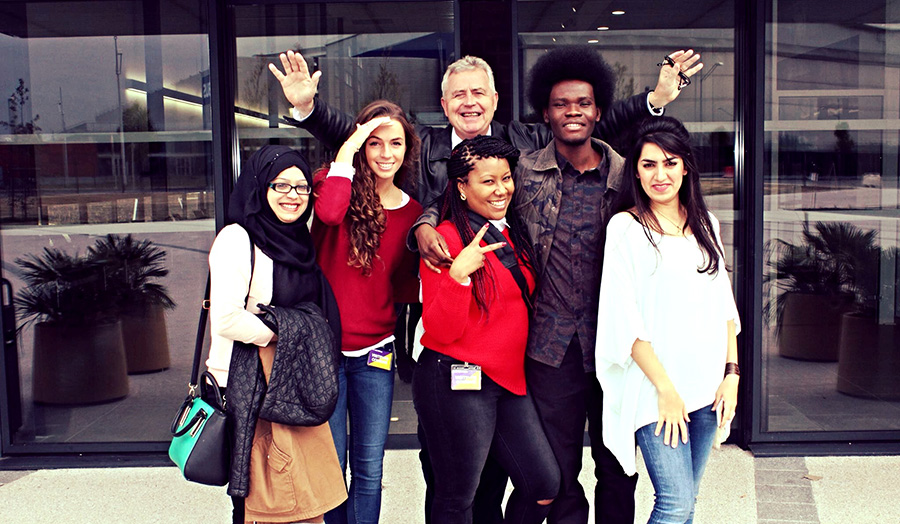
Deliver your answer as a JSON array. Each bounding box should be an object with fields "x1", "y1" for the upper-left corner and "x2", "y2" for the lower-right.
[
  {"x1": 268, "y1": 50, "x2": 321, "y2": 118},
  {"x1": 447, "y1": 223, "x2": 506, "y2": 284},
  {"x1": 647, "y1": 49, "x2": 704, "y2": 109},
  {"x1": 335, "y1": 116, "x2": 393, "y2": 164}
]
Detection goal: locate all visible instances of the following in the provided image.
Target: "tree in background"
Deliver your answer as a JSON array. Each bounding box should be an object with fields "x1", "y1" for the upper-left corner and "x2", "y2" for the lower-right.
[{"x1": 2, "y1": 79, "x2": 41, "y2": 134}]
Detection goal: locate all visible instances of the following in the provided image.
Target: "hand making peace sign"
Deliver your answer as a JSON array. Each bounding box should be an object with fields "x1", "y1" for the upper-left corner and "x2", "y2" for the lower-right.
[{"x1": 447, "y1": 223, "x2": 507, "y2": 285}]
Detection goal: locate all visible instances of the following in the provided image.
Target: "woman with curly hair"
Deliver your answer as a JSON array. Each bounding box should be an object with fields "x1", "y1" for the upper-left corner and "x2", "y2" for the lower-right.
[
  {"x1": 414, "y1": 135, "x2": 559, "y2": 523},
  {"x1": 311, "y1": 100, "x2": 423, "y2": 524}
]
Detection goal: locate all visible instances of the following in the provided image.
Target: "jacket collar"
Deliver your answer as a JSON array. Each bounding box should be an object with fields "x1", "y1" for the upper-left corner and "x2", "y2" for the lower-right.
[{"x1": 531, "y1": 138, "x2": 625, "y2": 192}]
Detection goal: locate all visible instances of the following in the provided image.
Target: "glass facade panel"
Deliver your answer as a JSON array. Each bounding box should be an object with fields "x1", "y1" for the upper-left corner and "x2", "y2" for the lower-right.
[
  {"x1": 762, "y1": 0, "x2": 900, "y2": 433},
  {"x1": 232, "y1": 1, "x2": 454, "y2": 172},
  {"x1": 0, "y1": 0, "x2": 214, "y2": 447}
]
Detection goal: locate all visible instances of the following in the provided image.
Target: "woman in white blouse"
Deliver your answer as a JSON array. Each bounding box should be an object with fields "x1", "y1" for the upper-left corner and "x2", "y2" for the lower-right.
[{"x1": 595, "y1": 117, "x2": 740, "y2": 524}]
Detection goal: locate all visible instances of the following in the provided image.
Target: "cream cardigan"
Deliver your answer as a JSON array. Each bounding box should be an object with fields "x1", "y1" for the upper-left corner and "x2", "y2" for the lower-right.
[{"x1": 205, "y1": 224, "x2": 276, "y2": 386}]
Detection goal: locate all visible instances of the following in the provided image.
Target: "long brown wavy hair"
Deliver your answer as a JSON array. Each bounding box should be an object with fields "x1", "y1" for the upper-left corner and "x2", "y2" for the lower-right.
[{"x1": 347, "y1": 100, "x2": 420, "y2": 275}]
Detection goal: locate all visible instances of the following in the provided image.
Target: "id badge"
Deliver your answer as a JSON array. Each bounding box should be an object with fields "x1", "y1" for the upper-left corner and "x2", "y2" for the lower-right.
[
  {"x1": 450, "y1": 363, "x2": 482, "y2": 391},
  {"x1": 367, "y1": 347, "x2": 393, "y2": 371}
]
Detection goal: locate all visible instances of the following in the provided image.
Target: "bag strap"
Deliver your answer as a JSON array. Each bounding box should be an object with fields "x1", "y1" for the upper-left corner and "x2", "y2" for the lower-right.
[
  {"x1": 466, "y1": 210, "x2": 534, "y2": 313},
  {"x1": 188, "y1": 276, "x2": 212, "y2": 390},
  {"x1": 189, "y1": 237, "x2": 256, "y2": 392}
]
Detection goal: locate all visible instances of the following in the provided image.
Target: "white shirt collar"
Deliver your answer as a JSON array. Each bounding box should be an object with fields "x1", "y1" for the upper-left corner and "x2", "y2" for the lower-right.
[
  {"x1": 451, "y1": 126, "x2": 492, "y2": 149},
  {"x1": 488, "y1": 217, "x2": 508, "y2": 231}
]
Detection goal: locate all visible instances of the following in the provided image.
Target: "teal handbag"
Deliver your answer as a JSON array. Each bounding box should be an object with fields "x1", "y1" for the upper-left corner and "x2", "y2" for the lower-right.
[
  {"x1": 168, "y1": 277, "x2": 230, "y2": 486},
  {"x1": 169, "y1": 370, "x2": 229, "y2": 486}
]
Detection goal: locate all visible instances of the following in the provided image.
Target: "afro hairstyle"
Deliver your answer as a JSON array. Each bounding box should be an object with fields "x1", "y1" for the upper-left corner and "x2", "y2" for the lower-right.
[{"x1": 526, "y1": 45, "x2": 616, "y2": 116}]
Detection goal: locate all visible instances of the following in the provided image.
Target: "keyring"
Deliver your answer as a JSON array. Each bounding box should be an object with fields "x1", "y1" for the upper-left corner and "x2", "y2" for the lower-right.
[
  {"x1": 658, "y1": 56, "x2": 691, "y2": 90},
  {"x1": 657, "y1": 56, "x2": 676, "y2": 68}
]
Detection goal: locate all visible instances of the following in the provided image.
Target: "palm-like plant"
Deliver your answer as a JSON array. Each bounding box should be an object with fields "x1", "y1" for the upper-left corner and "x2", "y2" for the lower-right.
[
  {"x1": 764, "y1": 222, "x2": 884, "y2": 328},
  {"x1": 15, "y1": 248, "x2": 118, "y2": 328},
  {"x1": 813, "y1": 223, "x2": 881, "y2": 317},
  {"x1": 86, "y1": 234, "x2": 175, "y2": 314},
  {"x1": 763, "y1": 222, "x2": 851, "y2": 330}
]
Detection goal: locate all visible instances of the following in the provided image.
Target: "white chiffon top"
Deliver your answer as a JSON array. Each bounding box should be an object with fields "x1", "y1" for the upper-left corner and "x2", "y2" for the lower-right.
[{"x1": 595, "y1": 211, "x2": 740, "y2": 475}]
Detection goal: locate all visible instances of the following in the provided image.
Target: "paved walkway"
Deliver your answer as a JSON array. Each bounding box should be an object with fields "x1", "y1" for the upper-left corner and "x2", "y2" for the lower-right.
[{"x1": 1, "y1": 446, "x2": 899, "y2": 523}]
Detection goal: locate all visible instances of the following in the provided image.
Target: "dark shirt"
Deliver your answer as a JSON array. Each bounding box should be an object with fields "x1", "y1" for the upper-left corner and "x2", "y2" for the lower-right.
[{"x1": 527, "y1": 144, "x2": 609, "y2": 371}]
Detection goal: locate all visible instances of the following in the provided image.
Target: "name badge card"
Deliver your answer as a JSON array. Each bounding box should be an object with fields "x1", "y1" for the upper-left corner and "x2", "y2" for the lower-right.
[
  {"x1": 367, "y1": 347, "x2": 393, "y2": 370},
  {"x1": 450, "y1": 363, "x2": 482, "y2": 391}
]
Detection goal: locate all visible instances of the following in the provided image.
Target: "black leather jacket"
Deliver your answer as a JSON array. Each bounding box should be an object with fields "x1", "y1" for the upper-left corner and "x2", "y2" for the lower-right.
[
  {"x1": 291, "y1": 92, "x2": 654, "y2": 249},
  {"x1": 225, "y1": 305, "x2": 336, "y2": 497}
]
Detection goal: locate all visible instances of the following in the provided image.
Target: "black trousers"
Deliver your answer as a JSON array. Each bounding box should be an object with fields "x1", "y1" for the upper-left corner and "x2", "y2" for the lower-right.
[
  {"x1": 420, "y1": 424, "x2": 508, "y2": 524},
  {"x1": 232, "y1": 496, "x2": 244, "y2": 524},
  {"x1": 525, "y1": 336, "x2": 638, "y2": 524},
  {"x1": 414, "y1": 349, "x2": 559, "y2": 524}
]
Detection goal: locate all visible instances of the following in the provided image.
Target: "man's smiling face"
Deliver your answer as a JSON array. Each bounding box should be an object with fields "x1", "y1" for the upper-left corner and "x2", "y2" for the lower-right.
[
  {"x1": 441, "y1": 69, "x2": 499, "y2": 140},
  {"x1": 543, "y1": 79, "x2": 601, "y2": 148}
]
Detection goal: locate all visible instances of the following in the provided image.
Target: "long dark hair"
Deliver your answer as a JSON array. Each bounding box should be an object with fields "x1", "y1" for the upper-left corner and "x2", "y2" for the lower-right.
[
  {"x1": 623, "y1": 117, "x2": 724, "y2": 274},
  {"x1": 346, "y1": 100, "x2": 421, "y2": 275},
  {"x1": 442, "y1": 135, "x2": 536, "y2": 313}
]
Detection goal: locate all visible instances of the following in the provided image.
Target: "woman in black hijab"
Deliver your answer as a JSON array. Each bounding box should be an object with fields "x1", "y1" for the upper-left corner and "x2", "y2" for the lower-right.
[
  {"x1": 207, "y1": 145, "x2": 346, "y2": 523},
  {"x1": 226, "y1": 144, "x2": 341, "y2": 327}
]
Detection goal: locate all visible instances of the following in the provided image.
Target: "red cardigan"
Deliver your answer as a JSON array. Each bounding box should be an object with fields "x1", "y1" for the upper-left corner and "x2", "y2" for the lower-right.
[
  {"x1": 420, "y1": 221, "x2": 535, "y2": 395},
  {"x1": 312, "y1": 168, "x2": 422, "y2": 353}
]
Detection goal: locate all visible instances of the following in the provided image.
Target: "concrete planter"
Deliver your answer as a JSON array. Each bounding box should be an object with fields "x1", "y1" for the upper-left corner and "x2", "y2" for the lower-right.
[
  {"x1": 778, "y1": 292, "x2": 849, "y2": 362},
  {"x1": 121, "y1": 303, "x2": 170, "y2": 374},
  {"x1": 32, "y1": 320, "x2": 129, "y2": 404},
  {"x1": 836, "y1": 313, "x2": 900, "y2": 400}
]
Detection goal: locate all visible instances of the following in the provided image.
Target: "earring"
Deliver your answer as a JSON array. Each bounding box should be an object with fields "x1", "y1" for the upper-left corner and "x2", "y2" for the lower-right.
[{"x1": 460, "y1": 193, "x2": 467, "y2": 201}]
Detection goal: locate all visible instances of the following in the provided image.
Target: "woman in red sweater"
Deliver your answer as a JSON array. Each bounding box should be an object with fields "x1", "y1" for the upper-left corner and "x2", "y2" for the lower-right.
[
  {"x1": 414, "y1": 135, "x2": 559, "y2": 523},
  {"x1": 312, "y1": 100, "x2": 422, "y2": 524}
]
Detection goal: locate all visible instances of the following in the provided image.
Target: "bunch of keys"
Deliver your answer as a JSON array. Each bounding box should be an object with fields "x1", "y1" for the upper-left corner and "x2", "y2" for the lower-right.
[{"x1": 658, "y1": 55, "x2": 692, "y2": 90}]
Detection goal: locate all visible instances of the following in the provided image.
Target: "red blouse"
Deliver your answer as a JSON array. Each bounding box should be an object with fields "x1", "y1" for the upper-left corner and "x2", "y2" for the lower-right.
[{"x1": 420, "y1": 220, "x2": 535, "y2": 395}]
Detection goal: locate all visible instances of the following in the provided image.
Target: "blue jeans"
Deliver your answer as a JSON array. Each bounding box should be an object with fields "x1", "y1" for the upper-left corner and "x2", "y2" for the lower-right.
[
  {"x1": 635, "y1": 404, "x2": 717, "y2": 524},
  {"x1": 325, "y1": 344, "x2": 395, "y2": 524}
]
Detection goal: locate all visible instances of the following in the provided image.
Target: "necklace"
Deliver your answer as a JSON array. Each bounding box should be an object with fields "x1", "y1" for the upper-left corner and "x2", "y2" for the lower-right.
[{"x1": 653, "y1": 208, "x2": 685, "y2": 235}]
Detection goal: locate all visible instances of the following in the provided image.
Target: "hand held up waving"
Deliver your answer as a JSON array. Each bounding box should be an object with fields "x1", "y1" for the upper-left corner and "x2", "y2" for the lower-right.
[
  {"x1": 648, "y1": 49, "x2": 704, "y2": 108},
  {"x1": 447, "y1": 223, "x2": 506, "y2": 284},
  {"x1": 268, "y1": 50, "x2": 321, "y2": 118}
]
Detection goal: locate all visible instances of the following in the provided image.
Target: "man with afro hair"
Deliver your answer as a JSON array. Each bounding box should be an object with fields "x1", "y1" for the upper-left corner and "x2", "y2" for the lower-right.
[{"x1": 515, "y1": 45, "x2": 638, "y2": 524}]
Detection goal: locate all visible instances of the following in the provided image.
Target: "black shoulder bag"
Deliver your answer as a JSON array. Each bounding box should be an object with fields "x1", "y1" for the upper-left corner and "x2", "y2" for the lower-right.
[{"x1": 168, "y1": 243, "x2": 255, "y2": 486}]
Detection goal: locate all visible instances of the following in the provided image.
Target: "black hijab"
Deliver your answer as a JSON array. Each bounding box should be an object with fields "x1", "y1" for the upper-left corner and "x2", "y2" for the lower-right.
[{"x1": 227, "y1": 145, "x2": 340, "y2": 341}]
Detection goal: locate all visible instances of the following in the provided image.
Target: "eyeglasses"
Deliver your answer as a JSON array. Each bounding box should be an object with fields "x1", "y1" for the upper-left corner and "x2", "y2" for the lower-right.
[{"x1": 267, "y1": 182, "x2": 312, "y2": 195}]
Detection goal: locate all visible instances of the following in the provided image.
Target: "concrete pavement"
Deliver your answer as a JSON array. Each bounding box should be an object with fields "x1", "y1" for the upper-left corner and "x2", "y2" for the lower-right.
[{"x1": 1, "y1": 445, "x2": 898, "y2": 523}]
